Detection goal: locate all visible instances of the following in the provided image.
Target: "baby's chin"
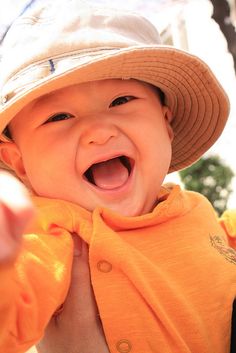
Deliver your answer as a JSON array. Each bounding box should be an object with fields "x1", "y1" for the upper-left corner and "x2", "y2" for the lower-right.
[
  {"x1": 98, "y1": 200, "x2": 155, "y2": 217},
  {"x1": 33, "y1": 187, "x2": 155, "y2": 217}
]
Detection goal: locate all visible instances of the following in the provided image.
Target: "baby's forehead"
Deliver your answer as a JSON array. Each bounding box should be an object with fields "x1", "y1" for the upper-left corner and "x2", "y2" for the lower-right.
[
  {"x1": 28, "y1": 79, "x2": 157, "y2": 108},
  {"x1": 22, "y1": 83, "x2": 90, "y2": 114}
]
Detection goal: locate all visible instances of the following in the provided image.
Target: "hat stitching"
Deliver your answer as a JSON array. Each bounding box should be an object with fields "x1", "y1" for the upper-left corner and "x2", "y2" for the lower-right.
[
  {"x1": 136, "y1": 66, "x2": 221, "y2": 170},
  {"x1": 174, "y1": 79, "x2": 219, "y2": 150}
]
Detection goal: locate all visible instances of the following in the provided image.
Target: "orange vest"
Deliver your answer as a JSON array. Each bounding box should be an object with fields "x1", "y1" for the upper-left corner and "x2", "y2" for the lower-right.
[{"x1": 1, "y1": 185, "x2": 236, "y2": 353}]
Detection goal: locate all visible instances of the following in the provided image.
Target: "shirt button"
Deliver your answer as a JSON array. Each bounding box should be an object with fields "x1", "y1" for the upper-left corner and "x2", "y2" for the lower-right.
[
  {"x1": 97, "y1": 260, "x2": 112, "y2": 273},
  {"x1": 116, "y1": 339, "x2": 132, "y2": 352}
]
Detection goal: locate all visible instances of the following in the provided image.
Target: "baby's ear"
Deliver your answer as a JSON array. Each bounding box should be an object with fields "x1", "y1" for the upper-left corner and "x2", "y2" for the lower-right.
[
  {"x1": 0, "y1": 142, "x2": 27, "y2": 182},
  {"x1": 163, "y1": 106, "x2": 174, "y2": 142}
]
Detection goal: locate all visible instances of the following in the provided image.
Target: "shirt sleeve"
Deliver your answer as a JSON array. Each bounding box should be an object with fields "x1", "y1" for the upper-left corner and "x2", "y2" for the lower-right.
[{"x1": 0, "y1": 224, "x2": 73, "y2": 353}]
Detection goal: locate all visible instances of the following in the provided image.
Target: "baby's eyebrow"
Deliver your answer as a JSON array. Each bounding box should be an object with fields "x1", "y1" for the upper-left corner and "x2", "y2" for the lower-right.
[{"x1": 30, "y1": 93, "x2": 56, "y2": 111}]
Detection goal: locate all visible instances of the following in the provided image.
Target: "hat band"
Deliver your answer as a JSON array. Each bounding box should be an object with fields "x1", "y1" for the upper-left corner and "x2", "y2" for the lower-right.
[{"x1": 0, "y1": 47, "x2": 121, "y2": 107}]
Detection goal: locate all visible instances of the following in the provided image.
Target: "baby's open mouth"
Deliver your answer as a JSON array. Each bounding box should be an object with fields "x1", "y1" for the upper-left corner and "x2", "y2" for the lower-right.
[{"x1": 84, "y1": 156, "x2": 133, "y2": 190}]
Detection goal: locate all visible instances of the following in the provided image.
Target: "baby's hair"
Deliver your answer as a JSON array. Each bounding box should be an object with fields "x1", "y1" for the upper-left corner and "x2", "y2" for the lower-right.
[
  {"x1": 156, "y1": 87, "x2": 165, "y2": 105},
  {"x1": 3, "y1": 126, "x2": 11, "y2": 140}
]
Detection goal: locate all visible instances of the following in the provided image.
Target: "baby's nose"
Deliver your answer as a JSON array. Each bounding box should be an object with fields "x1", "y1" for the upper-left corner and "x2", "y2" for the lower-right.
[{"x1": 80, "y1": 122, "x2": 118, "y2": 146}]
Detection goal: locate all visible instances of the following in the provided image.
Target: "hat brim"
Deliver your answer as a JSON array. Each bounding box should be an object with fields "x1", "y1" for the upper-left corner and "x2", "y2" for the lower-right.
[{"x1": 0, "y1": 45, "x2": 229, "y2": 173}]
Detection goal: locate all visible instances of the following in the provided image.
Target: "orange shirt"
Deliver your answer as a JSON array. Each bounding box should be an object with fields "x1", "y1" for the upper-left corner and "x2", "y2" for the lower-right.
[{"x1": 1, "y1": 185, "x2": 236, "y2": 353}]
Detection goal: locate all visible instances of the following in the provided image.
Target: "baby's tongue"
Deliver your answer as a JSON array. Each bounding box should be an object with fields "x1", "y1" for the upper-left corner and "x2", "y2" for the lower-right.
[{"x1": 91, "y1": 157, "x2": 129, "y2": 189}]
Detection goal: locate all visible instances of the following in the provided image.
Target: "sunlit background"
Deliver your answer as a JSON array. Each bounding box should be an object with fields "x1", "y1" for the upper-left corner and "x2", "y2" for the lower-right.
[
  {"x1": 1, "y1": 0, "x2": 236, "y2": 208},
  {"x1": 0, "y1": 1, "x2": 236, "y2": 352}
]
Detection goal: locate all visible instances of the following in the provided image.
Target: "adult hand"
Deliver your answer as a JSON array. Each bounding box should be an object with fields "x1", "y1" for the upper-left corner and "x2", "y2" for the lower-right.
[
  {"x1": 36, "y1": 236, "x2": 110, "y2": 353},
  {"x1": 0, "y1": 172, "x2": 34, "y2": 264}
]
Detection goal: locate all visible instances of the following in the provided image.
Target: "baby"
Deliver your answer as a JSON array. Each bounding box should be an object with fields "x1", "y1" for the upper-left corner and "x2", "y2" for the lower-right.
[{"x1": 0, "y1": 1, "x2": 236, "y2": 353}]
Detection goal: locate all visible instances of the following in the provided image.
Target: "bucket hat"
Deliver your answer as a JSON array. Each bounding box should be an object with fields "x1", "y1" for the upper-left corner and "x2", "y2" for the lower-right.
[{"x1": 0, "y1": 0, "x2": 229, "y2": 172}]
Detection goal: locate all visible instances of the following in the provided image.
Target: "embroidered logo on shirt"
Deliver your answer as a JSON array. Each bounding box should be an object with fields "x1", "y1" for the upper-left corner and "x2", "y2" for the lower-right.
[{"x1": 210, "y1": 235, "x2": 236, "y2": 265}]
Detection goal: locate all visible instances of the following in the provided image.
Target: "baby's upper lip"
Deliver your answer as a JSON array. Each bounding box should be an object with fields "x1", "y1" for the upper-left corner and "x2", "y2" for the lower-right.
[
  {"x1": 82, "y1": 152, "x2": 134, "y2": 176},
  {"x1": 82, "y1": 153, "x2": 135, "y2": 188}
]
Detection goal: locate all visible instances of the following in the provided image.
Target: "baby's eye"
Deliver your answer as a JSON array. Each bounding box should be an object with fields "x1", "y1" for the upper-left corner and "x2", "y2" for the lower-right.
[
  {"x1": 44, "y1": 112, "x2": 74, "y2": 124},
  {"x1": 109, "y1": 96, "x2": 135, "y2": 107}
]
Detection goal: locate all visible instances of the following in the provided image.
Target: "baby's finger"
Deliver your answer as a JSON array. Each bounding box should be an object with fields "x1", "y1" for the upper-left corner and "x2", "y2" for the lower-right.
[
  {"x1": 0, "y1": 171, "x2": 33, "y2": 213},
  {"x1": 0, "y1": 172, "x2": 35, "y2": 262}
]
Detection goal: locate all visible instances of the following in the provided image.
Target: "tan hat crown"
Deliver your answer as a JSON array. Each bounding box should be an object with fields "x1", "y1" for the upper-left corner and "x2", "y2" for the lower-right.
[{"x1": 0, "y1": 2, "x2": 160, "y2": 91}]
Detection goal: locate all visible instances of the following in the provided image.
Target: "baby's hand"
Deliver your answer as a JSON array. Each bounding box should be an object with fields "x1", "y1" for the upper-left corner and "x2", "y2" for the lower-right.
[{"x1": 0, "y1": 172, "x2": 34, "y2": 264}]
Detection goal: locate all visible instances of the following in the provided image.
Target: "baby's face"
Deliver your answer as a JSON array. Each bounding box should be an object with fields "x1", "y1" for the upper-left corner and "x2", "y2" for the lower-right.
[{"x1": 8, "y1": 79, "x2": 173, "y2": 216}]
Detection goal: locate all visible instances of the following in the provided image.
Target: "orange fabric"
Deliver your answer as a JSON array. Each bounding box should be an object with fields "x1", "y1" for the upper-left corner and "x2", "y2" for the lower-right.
[
  {"x1": 1, "y1": 185, "x2": 236, "y2": 353},
  {"x1": 219, "y1": 209, "x2": 236, "y2": 249}
]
